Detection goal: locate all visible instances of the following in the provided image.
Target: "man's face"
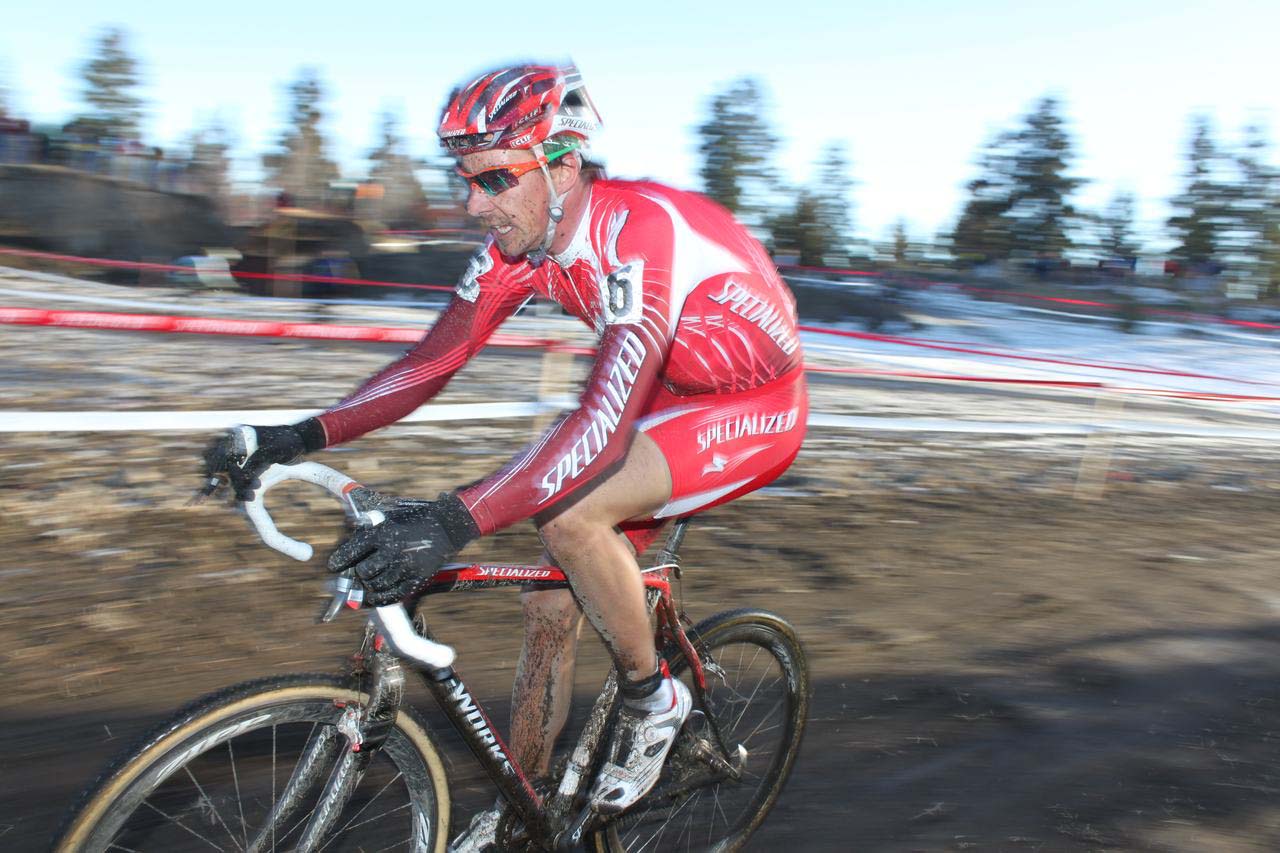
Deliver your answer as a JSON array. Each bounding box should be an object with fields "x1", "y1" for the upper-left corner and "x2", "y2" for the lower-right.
[{"x1": 459, "y1": 149, "x2": 550, "y2": 258}]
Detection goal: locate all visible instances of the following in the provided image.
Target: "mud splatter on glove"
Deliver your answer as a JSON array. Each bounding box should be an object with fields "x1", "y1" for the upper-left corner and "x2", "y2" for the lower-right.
[
  {"x1": 202, "y1": 419, "x2": 326, "y2": 501},
  {"x1": 327, "y1": 492, "x2": 479, "y2": 606}
]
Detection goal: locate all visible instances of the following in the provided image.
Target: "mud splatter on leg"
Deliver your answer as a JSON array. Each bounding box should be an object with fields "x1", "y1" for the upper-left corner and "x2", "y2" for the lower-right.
[{"x1": 510, "y1": 584, "x2": 583, "y2": 776}]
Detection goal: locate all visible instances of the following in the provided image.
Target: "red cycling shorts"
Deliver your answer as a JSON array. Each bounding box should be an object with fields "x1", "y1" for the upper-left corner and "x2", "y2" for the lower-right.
[{"x1": 619, "y1": 367, "x2": 808, "y2": 554}]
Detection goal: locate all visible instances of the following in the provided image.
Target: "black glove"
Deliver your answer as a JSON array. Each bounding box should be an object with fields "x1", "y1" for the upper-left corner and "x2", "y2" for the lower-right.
[
  {"x1": 327, "y1": 493, "x2": 479, "y2": 606},
  {"x1": 203, "y1": 419, "x2": 327, "y2": 501}
]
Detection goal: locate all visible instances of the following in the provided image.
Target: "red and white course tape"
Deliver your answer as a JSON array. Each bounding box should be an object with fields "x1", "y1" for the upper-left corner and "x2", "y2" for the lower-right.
[{"x1": 5, "y1": 305, "x2": 1278, "y2": 403}]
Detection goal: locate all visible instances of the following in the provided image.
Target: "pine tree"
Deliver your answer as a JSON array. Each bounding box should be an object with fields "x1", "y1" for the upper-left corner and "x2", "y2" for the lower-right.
[
  {"x1": 1100, "y1": 191, "x2": 1140, "y2": 259},
  {"x1": 949, "y1": 131, "x2": 1018, "y2": 263},
  {"x1": 366, "y1": 110, "x2": 428, "y2": 227},
  {"x1": 697, "y1": 78, "x2": 778, "y2": 223},
  {"x1": 810, "y1": 142, "x2": 855, "y2": 263},
  {"x1": 766, "y1": 143, "x2": 857, "y2": 267},
  {"x1": 1234, "y1": 124, "x2": 1280, "y2": 295},
  {"x1": 262, "y1": 68, "x2": 341, "y2": 209},
  {"x1": 77, "y1": 27, "x2": 144, "y2": 141},
  {"x1": 950, "y1": 98, "x2": 1083, "y2": 265},
  {"x1": 892, "y1": 220, "x2": 910, "y2": 266},
  {"x1": 1166, "y1": 116, "x2": 1231, "y2": 270},
  {"x1": 1003, "y1": 97, "x2": 1083, "y2": 258}
]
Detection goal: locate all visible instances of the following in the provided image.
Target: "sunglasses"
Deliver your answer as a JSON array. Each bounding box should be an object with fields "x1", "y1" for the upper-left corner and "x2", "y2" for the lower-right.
[
  {"x1": 455, "y1": 158, "x2": 546, "y2": 196},
  {"x1": 455, "y1": 145, "x2": 578, "y2": 197}
]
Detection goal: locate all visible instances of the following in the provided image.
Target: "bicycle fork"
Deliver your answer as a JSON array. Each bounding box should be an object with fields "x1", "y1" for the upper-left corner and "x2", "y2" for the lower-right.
[{"x1": 245, "y1": 647, "x2": 405, "y2": 853}]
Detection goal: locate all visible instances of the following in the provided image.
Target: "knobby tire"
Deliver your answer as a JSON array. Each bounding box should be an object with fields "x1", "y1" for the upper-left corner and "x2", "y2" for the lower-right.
[
  {"x1": 53, "y1": 673, "x2": 451, "y2": 853},
  {"x1": 590, "y1": 608, "x2": 810, "y2": 853}
]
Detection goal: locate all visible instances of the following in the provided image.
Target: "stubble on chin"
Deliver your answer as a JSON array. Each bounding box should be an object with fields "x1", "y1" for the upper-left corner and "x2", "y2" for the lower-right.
[
  {"x1": 493, "y1": 231, "x2": 519, "y2": 257},
  {"x1": 499, "y1": 229, "x2": 541, "y2": 259}
]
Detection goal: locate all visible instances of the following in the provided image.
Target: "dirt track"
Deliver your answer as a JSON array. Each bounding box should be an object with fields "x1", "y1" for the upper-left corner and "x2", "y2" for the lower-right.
[{"x1": 4, "y1": 281, "x2": 1280, "y2": 850}]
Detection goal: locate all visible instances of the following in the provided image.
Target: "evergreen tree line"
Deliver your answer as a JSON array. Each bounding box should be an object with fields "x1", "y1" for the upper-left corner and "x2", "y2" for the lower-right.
[
  {"x1": 3, "y1": 28, "x2": 437, "y2": 228},
  {"x1": 700, "y1": 83, "x2": 1280, "y2": 294},
  {"x1": 7, "y1": 27, "x2": 1279, "y2": 291},
  {"x1": 947, "y1": 99, "x2": 1280, "y2": 295}
]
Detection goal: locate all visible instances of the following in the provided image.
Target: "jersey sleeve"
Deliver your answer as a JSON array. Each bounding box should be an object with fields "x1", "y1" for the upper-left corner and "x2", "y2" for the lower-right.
[
  {"x1": 316, "y1": 240, "x2": 531, "y2": 446},
  {"x1": 459, "y1": 201, "x2": 678, "y2": 534}
]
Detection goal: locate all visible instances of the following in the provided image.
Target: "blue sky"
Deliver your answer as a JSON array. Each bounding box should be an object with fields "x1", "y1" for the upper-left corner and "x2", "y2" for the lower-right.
[{"x1": 2, "y1": 1, "x2": 1276, "y2": 248}]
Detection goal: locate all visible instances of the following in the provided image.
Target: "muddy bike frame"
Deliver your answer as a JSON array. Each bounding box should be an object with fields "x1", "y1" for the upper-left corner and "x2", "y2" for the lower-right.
[
  {"x1": 236, "y1": 451, "x2": 724, "y2": 849},
  {"x1": 400, "y1": 544, "x2": 710, "y2": 848}
]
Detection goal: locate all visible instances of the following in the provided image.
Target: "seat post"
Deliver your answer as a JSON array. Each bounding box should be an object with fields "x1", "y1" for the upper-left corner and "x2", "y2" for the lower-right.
[{"x1": 656, "y1": 517, "x2": 691, "y2": 566}]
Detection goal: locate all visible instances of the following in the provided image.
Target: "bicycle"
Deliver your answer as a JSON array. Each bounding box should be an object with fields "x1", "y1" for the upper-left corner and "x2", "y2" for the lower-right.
[{"x1": 55, "y1": 446, "x2": 810, "y2": 852}]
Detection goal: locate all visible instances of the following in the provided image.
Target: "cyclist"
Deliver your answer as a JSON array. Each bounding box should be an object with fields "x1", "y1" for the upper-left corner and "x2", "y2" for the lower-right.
[{"x1": 204, "y1": 62, "x2": 807, "y2": 851}]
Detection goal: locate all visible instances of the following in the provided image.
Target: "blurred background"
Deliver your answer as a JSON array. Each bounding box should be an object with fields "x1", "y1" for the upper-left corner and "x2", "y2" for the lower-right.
[{"x1": 3, "y1": 2, "x2": 1280, "y2": 851}]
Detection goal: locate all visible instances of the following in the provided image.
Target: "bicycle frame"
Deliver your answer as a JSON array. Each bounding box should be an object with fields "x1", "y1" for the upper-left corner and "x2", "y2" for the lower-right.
[
  {"x1": 367, "y1": 522, "x2": 712, "y2": 848},
  {"x1": 226, "y1": 457, "x2": 727, "y2": 847}
]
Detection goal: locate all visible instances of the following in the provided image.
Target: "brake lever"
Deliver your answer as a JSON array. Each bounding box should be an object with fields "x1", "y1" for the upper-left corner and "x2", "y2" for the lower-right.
[
  {"x1": 321, "y1": 572, "x2": 365, "y2": 623},
  {"x1": 318, "y1": 507, "x2": 384, "y2": 623},
  {"x1": 192, "y1": 425, "x2": 255, "y2": 506},
  {"x1": 187, "y1": 474, "x2": 226, "y2": 506}
]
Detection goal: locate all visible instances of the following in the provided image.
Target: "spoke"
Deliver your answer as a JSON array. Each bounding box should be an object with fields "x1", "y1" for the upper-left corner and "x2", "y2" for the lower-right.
[
  {"x1": 372, "y1": 837, "x2": 413, "y2": 853},
  {"x1": 727, "y1": 654, "x2": 777, "y2": 734},
  {"x1": 183, "y1": 765, "x2": 245, "y2": 851},
  {"x1": 255, "y1": 721, "x2": 341, "y2": 853},
  {"x1": 142, "y1": 801, "x2": 227, "y2": 852},
  {"x1": 677, "y1": 788, "x2": 701, "y2": 850},
  {"x1": 739, "y1": 720, "x2": 782, "y2": 740},
  {"x1": 270, "y1": 724, "x2": 277, "y2": 853},
  {"x1": 633, "y1": 787, "x2": 699, "y2": 852},
  {"x1": 738, "y1": 696, "x2": 786, "y2": 748},
  {"x1": 671, "y1": 787, "x2": 697, "y2": 852},
  {"x1": 226, "y1": 740, "x2": 249, "y2": 849},
  {"x1": 264, "y1": 721, "x2": 323, "y2": 853},
  {"x1": 323, "y1": 801, "x2": 413, "y2": 841},
  {"x1": 632, "y1": 808, "x2": 667, "y2": 852},
  {"x1": 729, "y1": 647, "x2": 770, "y2": 707},
  {"x1": 107, "y1": 844, "x2": 144, "y2": 852},
  {"x1": 280, "y1": 805, "x2": 320, "y2": 849},
  {"x1": 317, "y1": 772, "x2": 405, "y2": 852},
  {"x1": 711, "y1": 783, "x2": 731, "y2": 843}
]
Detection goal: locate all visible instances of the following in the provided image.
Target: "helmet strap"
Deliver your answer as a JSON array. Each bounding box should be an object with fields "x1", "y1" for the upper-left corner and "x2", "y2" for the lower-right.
[{"x1": 532, "y1": 142, "x2": 566, "y2": 254}]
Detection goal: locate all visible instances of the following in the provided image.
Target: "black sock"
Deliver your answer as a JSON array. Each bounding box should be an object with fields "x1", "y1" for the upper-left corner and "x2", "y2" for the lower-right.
[{"x1": 620, "y1": 668, "x2": 663, "y2": 701}]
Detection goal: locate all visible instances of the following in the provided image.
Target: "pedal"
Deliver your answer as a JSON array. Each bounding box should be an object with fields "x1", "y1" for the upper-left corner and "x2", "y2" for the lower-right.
[{"x1": 689, "y1": 737, "x2": 745, "y2": 782}]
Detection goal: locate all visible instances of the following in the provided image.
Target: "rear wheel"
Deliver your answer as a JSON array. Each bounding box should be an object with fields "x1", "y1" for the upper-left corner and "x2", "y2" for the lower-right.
[
  {"x1": 55, "y1": 674, "x2": 450, "y2": 853},
  {"x1": 590, "y1": 608, "x2": 809, "y2": 852}
]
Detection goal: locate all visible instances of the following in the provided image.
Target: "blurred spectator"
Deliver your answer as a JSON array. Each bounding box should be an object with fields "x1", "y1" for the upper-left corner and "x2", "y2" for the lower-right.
[
  {"x1": 1097, "y1": 257, "x2": 1136, "y2": 277},
  {"x1": 0, "y1": 116, "x2": 32, "y2": 164},
  {"x1": 148, "y1": 146, "x2": 163, "y2": 188}
]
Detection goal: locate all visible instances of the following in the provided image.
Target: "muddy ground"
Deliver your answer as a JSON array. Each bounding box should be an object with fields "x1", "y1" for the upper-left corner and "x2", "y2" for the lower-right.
[{"x1": 3, "y1": 277, "x2": 1280, "y2": 851}]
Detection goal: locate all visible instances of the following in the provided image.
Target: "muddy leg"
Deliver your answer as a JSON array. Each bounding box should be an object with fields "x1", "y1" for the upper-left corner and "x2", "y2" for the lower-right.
[
  {"x1": 511, "y1": 585, "x2": 584, "y2": 775},
  {"x1": 536, "y1": 433, "x2": 672, "y2": 683}
]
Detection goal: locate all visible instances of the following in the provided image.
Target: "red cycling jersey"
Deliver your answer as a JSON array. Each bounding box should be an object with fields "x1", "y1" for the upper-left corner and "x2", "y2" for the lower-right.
[{"x1": 316, "y1": 179, "x2": 804, "y2": 535}]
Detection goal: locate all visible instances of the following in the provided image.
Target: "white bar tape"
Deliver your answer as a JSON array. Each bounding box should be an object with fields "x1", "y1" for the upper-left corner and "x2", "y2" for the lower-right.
[
  {"x1": 241, "y1": 461, "x2": 359, "y2": 563},
  {"x1": 373, "y1": 605, "x2": 456, "y2": 669}
]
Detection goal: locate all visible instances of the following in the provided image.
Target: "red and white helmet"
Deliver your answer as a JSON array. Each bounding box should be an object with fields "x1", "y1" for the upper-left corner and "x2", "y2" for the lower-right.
[{"x1": 438, "y1": 63, "x2": 602, "y2": 156}]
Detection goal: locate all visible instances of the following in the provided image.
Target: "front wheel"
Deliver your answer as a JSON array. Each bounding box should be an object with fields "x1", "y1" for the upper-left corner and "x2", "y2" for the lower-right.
[
  {"x1": 54, "y1": 674, "x2": 451, "y2": 853},
  {"x1": 591, "y1": 608, "x2": 810, "y2": 852}
]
